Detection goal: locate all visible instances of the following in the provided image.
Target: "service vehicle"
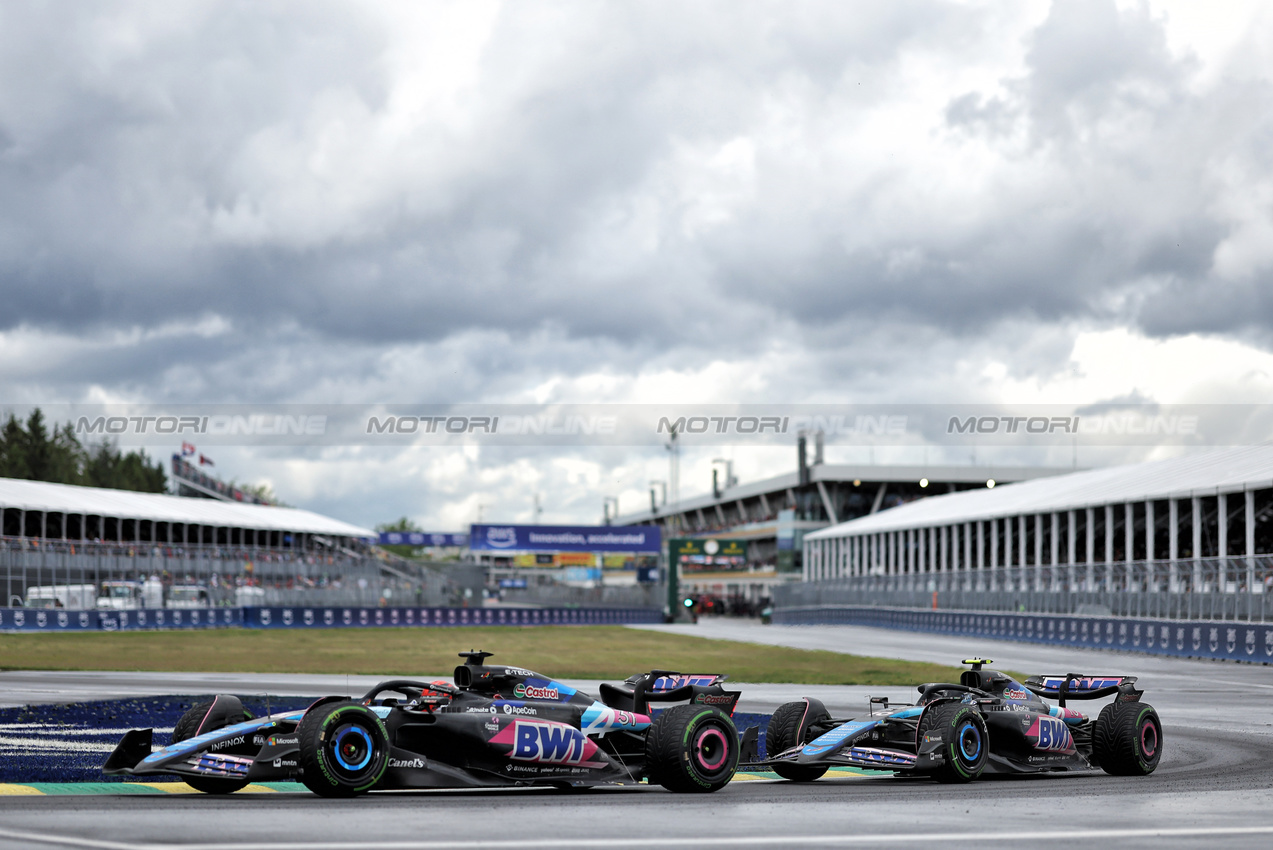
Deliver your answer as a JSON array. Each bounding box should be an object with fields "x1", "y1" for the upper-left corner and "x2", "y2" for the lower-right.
[
  {"x1": 25, "y1": 584, "x2": 96, "y2": 609},
  {"x1": 759, "y1": 658, "x2": 1161, "y2": 783},
  {"x1": 96, "y1": 579, "x2": 163, "y2": 610},
  {"x1": 166, "y1": 585, "x2": 211, "y2": 609},
  {"x1": 104, "y1": 651, "x2": 741, "y2": 796}
]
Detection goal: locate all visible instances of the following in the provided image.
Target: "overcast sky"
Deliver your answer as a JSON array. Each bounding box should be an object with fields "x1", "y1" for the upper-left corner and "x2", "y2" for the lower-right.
[{"x1": 3, "y1": 0, "x2": 1273, "y2": 531}]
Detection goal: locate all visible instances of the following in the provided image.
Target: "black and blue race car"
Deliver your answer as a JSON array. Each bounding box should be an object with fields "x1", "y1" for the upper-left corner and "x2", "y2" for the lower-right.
[
  {"x1": 104, "y1": 651, "x2": 741, "y2": 796},
  {"x1": 759, "y1": 658, "x2": 1161, "y2": 783}
]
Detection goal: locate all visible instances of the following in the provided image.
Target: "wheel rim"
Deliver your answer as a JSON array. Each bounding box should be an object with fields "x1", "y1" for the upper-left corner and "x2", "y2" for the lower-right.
[
  {"x1": 1140, "y1": 720, "x2": 1158, "y2": 758},
  {"x1": 330, "y1": 722, "x2": 375, "y2": 774},
  {"x1": 692, "y1": 725, "x2": 731, "y2": 776},
  {"x1": 957, "y1": 722, "x2": 982, "y2": 762}
]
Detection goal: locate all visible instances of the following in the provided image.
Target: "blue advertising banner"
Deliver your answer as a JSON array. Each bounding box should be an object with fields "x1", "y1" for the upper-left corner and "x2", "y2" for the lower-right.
[
  {"x1": 773, "y1": 605, "x2": 1273, "y2": 664},
  {"x1": 469, "y1": 524, "x2": 661, "y2": 553},
  {"x1": 0, "y1": 605, "x2": 660, "y2": 632},
  {"x1": 0, "y1": 607, "x2": 243, "y2": 632},
  {"x1": 241, "y1": 606, "x2": 660, "y2": 628},
  {"x1": 378, "y1": 531, "x2": 468, "y2": 547}
]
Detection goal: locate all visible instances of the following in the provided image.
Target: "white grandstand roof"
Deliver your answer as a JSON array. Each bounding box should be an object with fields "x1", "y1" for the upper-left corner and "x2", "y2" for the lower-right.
[
  {"x1": 806, "y1": 446, "x2": 1273, "y2": 540},
  {"x1": 0, "y1": 477, "x2": 375, "y2": 539}
]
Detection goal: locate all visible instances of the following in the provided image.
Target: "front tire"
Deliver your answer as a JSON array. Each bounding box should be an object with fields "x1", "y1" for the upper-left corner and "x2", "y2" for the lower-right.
[
  {"x1": 766, "y1": 700, "x2": 830, "y2": 782},
  {"x1": 296, "y1": 701, "x2": 390, "y2": 797},
  {"x1": 645, "y1": 705, "x2": 739, "y2": 793},
  {"x1": 918, "y1": 702, "x2": 987, "y2": 783},
  {"x1": 171, "y1": 697, "x2": 254, "y2": 795},
  {"x1": 1093, "y1": 702, "x2": 1162, "y2": 776}
]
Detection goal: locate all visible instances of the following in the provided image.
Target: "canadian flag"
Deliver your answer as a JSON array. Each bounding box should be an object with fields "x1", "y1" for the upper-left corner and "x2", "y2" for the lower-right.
[{"x1": 181, "y1": 442, "x2": 196, "y2": 456}]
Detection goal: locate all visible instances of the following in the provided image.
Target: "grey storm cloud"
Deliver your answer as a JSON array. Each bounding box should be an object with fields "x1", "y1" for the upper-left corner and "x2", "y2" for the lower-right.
[{"x1": 1, "y1": 0, "x2": 1271, "y2": 406}]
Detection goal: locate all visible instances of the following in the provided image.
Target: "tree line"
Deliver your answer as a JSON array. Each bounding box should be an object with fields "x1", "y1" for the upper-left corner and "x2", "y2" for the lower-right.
[{"x1": 0, "y1": 408, "x2": 167, "y2": 493}]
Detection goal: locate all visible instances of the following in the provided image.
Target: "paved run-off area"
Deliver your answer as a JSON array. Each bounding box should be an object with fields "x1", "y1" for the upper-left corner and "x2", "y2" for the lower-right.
[{"x1": 1, "y1": 620, "x2": 1271, "y2": 848}]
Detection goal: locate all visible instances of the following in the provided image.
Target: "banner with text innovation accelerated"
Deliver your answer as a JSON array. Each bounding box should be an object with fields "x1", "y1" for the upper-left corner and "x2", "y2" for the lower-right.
[{"x1": 469, "y1": 524, "x2": 661, "y2": 553}]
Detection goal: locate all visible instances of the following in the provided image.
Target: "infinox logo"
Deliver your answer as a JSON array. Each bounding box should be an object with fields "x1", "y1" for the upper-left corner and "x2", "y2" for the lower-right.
[
  {"x1": 513, "y1": 683, "x2": 559, "y2": 701},
  {"x1": 208, "y1": 736, "x2": 246, "y2": 752},
  {"x1": 492, "y1": 720, "x2": 606, "y2": 768}
]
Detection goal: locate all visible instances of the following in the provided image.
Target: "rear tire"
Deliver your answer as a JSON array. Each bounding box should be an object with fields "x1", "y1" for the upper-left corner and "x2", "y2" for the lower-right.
[
  {"x1": 171, "y1": 698, "x2": 254, "y2": 794},
  {"x1": 766, "y1": 700, "x2": 830, "y2": 782},
  {"x1": 296, "y1": 701, "x2": 390, "y2": 798},
  {"x1": 1093, "y1": 702, "x2": 1162, "y2": 776},
  {"x1": 918, "y1": 702, "x2": 987, "y2": 783},
  {"x1": 645, "y1": 705, "x2": 738, "y2": 793}
]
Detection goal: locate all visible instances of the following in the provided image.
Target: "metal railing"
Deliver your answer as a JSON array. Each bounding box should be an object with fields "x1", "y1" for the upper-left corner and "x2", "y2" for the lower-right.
[
  {"x1": 495, "y1": 582, "x2": 662, "y2": 610},
  {"x1": 779, "y1": 555, "x2": 1273, "y2": 622},
  {"x1": 1, "y1": 536, "x2": 460, "y2": 610}
]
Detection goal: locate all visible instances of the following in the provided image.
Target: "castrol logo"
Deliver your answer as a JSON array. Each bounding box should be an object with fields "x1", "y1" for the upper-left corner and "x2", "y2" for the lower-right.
[{"x1": 513, "y1": 683, "x2": 560, "y2": 701}]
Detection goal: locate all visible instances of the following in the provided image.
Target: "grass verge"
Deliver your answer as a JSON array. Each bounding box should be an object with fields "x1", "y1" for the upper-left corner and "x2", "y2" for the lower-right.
[{"x1": 0, "y1": 626, "x2": 965, "y2": 685}]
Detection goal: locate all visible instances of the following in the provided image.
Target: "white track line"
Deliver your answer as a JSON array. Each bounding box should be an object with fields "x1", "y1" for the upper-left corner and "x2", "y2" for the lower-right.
[{"x1": 6, "y1": 825, "x2": 1273, "y2": 850}]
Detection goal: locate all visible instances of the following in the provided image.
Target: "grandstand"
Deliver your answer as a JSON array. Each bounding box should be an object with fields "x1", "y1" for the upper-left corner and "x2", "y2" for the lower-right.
[
  {"x1": 613, "y1": 460, "x2": 1067, "y2": 571},
  {"x1": 0, "y1": 476, "x2": 466, "y2": 610},
  {"x1": 794, "y1": 445, "x2": 1273, "y2": 622}
]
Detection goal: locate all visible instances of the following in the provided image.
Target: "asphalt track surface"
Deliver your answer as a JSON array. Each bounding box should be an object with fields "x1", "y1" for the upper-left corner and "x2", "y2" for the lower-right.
[{"x1": 2, "y1": 621, "x2": 1272, "y2": 849}]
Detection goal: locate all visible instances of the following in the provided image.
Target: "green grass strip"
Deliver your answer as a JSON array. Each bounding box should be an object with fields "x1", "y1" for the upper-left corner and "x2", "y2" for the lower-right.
[{"x1": 0, "y1": 626, "x2": 962, "y2": 685}]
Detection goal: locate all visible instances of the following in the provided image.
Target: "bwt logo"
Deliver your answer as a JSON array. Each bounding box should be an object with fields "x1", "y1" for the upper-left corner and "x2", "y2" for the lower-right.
[
  {"x1": 76, "y1": 415, "x2": 327, "y2": 435},
  {"x1": 1027, "y1": 717, "x2": 1075, "y2": 753},
  {"x1": 497, "y1": 721, "x2": 600, "y2": 766},
  {"x1": 948, "y1": 415, "x2": 1198, "y2": 436}
]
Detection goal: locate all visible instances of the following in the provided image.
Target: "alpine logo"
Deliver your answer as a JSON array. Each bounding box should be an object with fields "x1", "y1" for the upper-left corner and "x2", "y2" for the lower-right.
[
  {"x1": 1026, "y1": 717, "x2": 1075, "y2": 754},
  {"x1": 491, "y1": 721, "x2": 606, "y2": 768},
  {"x1": 388, "y1": 757, "x2": 425, "y2": 769},
  {"x1": 513, "y1": 683, "x2": 560, "y2": 701}
]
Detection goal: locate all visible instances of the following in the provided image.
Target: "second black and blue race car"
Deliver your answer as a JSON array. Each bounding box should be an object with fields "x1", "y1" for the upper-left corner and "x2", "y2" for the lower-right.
[{"x1": 758, "y1": 658, "x2": 1161, "y2": 783}]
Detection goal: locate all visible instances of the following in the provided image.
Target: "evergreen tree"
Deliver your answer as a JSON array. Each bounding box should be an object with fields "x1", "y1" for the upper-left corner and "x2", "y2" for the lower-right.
[
  {"x1": 0, "y1": 407, "x2": 166, "y2": 493},
  {"x1": 0, "y1": 414, "x2": 25, "y2": 478}
]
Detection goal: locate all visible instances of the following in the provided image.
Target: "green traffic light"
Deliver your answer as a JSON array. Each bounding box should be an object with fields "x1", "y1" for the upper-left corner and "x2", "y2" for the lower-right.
[{"x1": 683, "y1": 597, "x2": 694, "y2": 607}]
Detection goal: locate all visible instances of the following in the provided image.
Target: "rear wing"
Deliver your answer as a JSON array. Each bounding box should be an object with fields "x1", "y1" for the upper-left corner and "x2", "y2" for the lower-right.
[
  {"x1": 647, "y1": 674, "x2": 727, "y2": 691},
  {"x1": 605, "y1": 671, "x2": 738, "y2": 715},
  {"x1": 1024, "y1": 674, "x2": 1141, "y2": 706}
]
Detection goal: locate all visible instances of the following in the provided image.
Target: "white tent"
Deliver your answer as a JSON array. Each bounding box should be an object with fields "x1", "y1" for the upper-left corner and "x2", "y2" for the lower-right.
[
  {"x1": 0, "y1": 477, "x2": 374, "y2": 539},
  {"x1": 807, "y1": 446, "x2": 1273, "y2": 539}
]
